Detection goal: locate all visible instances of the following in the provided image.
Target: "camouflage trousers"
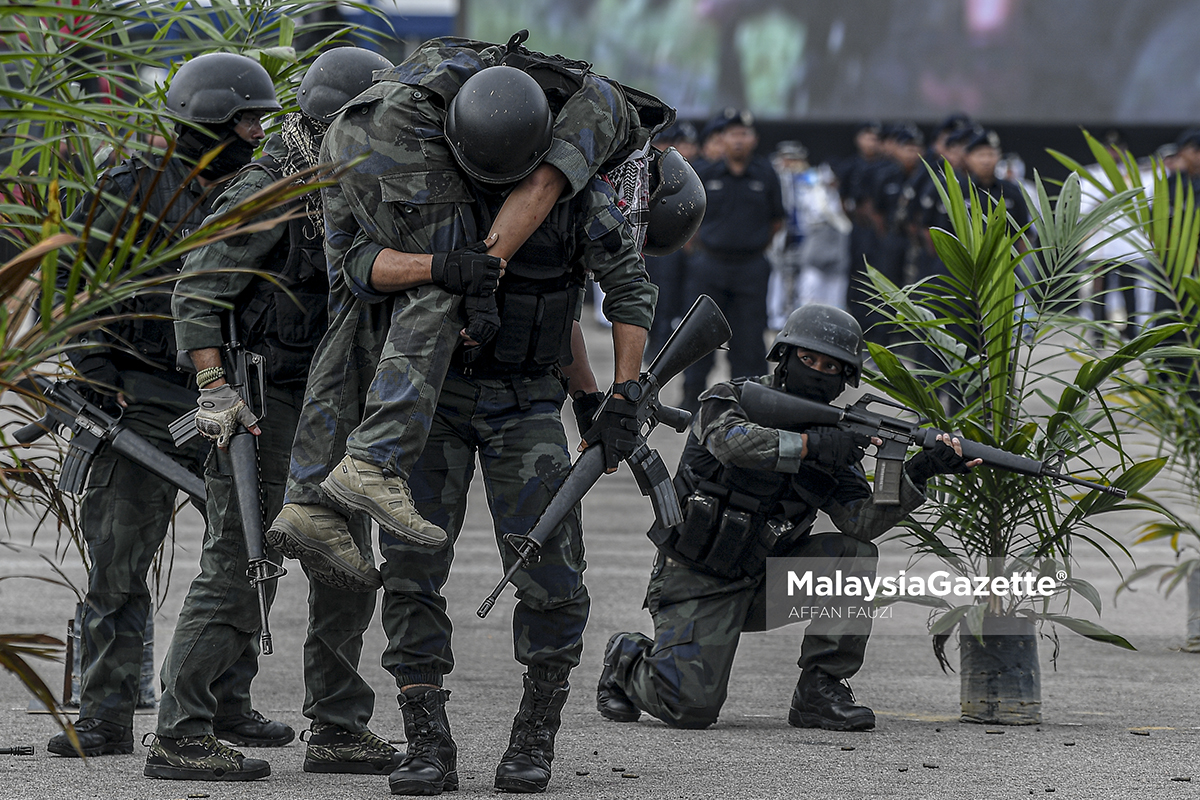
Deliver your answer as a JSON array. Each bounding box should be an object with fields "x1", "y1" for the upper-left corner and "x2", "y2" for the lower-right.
[
  {"x1": 284, "y1": 294, "x2": 390, "y2": 507},
  {"x1": 157, "y1": 384, "x2": 378, "y2": 738},
  {"x1": 77, "y1": 371, "x2": 212, "y2": 727},
  {"x1": 380, "y1": 369, "x2": 589, "y2": 687},
  {"x1": 609, "y1": 533, "x2": 877, "y2": 729}
]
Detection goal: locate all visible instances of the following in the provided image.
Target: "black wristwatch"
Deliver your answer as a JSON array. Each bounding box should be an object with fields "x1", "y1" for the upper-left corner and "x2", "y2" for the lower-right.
[{"x1": 613, "y1": 380, "x2": 643, "y2": 402}]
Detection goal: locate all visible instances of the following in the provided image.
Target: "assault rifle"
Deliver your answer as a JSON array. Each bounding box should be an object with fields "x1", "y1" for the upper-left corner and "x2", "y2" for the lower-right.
[
  {"x1": 738, "y1": 381, "x2": 1128, "y2": 505},
  {"x1": 169, "y1": 316, "x2": 285, "y2": 655},
  {"x1": 477, "y1": 295, "x2": 732, "y2": 618},
  {"x1": 13, "y1": 374, "x2": 206, "y2": 502}
]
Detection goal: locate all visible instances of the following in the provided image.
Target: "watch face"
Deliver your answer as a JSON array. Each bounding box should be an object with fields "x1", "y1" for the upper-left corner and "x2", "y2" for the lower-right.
[{"x1": 621, "y1": 381, "x2": 643, "y2": 401}]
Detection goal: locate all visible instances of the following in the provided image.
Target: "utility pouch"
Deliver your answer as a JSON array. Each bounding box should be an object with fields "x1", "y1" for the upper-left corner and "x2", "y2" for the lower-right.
[
  {"x1": 673, "y1": 492, "x2": 721, "y2": 562},
  {"x1": 702, "y1": 509, "x2": 754, "y2": 576}
]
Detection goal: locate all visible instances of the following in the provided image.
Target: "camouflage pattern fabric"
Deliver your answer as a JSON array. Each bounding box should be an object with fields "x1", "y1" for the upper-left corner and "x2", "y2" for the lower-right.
[
  {"x1": 76, "y1": 371, "x2": 212, "y2": 726},
  {"x1": 609, "y1": 534, "x2": 877, "y2": 730},
  {"x1": 156, "y1": 385, "x2": 377, "y2": 738},
  {"x1": 161, "y1": 143, "x2": 378, "y2": 739},
  {"x1": 285, "y1": 36, "x2": 646, "y2": 502},
  {"x1": 605, "y1": 375, "x2": 929, "y2": 728},
  {"x1": 378, "y1": 371, "x2": 588, "y2": 687}
]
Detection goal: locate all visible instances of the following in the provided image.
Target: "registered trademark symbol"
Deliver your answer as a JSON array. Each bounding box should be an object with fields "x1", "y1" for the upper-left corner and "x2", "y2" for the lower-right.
[{"x1": 1056, "y1": 570, "x2": 1067, "y2": 581}]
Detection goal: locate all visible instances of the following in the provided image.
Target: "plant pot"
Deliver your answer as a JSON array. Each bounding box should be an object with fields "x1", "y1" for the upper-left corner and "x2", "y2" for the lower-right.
[
  {"x1": 959, "y1": 615, "x2": 1041, "y2": 725},
  {"x1": 1185, "y1": 568, "x2": 1200, "y2": 653}
]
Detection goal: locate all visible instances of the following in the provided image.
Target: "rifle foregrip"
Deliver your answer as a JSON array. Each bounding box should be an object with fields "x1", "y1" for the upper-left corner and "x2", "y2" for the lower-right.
[{"x1": 916, "y1": 429, "x2": 1042, "y2": 475}]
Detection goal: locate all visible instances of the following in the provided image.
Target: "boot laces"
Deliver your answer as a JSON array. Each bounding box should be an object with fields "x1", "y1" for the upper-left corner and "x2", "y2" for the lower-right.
[
  {"x1": 401, "y1": 697, "x2": 444, "y2": 760},
  {"x1": 820, "y1": 674, "x2": 855, "y2": 704},
  {"x1": 511, "y1": 691, "x2": 557, "y2": 754},
  {"x1": 196, "y1": 734, "x2": 243, "y2": 763}
]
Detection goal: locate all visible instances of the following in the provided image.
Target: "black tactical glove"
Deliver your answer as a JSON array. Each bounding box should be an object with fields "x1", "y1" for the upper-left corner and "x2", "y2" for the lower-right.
[
  {"x1": 430, "y1": 241, "x2": 502, "y2": 296},
  {"x1": 804, "y1": 426, "x2": 871, "y2": 470},
  {"x1": 583, "y1": 395, "x2": 640, "y2": 472},
  {"x1": 462, "y1": 294, "x2": 501, "y2": 346},
  {"x1": 905, "y1": 439, "x2": 972, "y2": 485},
  {"x1": 571, "y1": 390, "x2": 605, "y2": 438}
]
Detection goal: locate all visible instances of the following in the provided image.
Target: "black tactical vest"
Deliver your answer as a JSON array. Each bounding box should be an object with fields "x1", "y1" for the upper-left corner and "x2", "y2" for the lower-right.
[
  {"x1": 649, "y1": 422, "x2": 840, "y2": 580},
  {"x1": 104, "y1": 154, "x2": 212, "y2": 375},
  {"x1": 455, "y1": 192, "x2": 587, "y2": 376},
  {"x1": 232, "y1": 154, "x2": 330, "y2": 386}
]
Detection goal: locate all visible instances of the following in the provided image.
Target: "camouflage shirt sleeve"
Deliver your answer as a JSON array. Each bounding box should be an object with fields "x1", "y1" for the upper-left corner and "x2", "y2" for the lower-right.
[
  {"x1": 172, "y1": 138, "x2": 288, "y2": 352},
  {"x1": 696, "y1": 377, "x2": 927, "y2": 542},
  {"x1": 694, "y1": 378, "x2": 807, "y2": 473},
  {"x1": 546, "y1": 73, "x2": 637, "y2": 198},
  {"x1": 820, "y1": 468, "x2": 926, "y2": 542},
  {"x1": 579, "y1": 179, "x2": 656, "y2": 330}
]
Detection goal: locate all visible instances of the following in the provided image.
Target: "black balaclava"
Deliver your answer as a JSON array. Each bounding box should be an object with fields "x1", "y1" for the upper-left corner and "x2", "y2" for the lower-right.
[
  {"x1": 175, "y1": 121, "x2": 256, "y2": 180},
  {"x1": 780, "y1": 347, "x2": 847, "y2": 404}
]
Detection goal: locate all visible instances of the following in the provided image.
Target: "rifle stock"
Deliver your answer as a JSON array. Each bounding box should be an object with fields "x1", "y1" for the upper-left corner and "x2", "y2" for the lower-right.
[
  {"x1": 738, "y1": 381, "x2": 1127, "y2": 502},
  {"x1": 477, "y1": 295, "x2": 732, "y2": 618}
]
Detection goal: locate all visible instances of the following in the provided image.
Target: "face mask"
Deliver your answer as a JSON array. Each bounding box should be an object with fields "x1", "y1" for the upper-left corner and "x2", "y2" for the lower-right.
[
  {"x1": 200, "y1": 136, "x2": 256, "y2": 180},
  {"x1": 783, "y1": 349, "x2": 846, "y2": 404}
]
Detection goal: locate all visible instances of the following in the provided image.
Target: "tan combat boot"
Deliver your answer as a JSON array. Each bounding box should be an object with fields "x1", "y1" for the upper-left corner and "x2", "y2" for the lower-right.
[
  {"x1": 319, "y1": 455, "x2": 448, "y2": 548},
  {"x1": 267, "y1": 503, "x2": 382, "y2": 592}
]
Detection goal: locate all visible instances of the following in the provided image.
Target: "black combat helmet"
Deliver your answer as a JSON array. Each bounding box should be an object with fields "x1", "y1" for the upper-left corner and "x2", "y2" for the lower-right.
[
  {"x1": 768, "y1": 304, "x2": 864, "y2": 387},
  {"x1": 445, "y1": 65, "x2": 553, "y2": 185},
  {"x1": 644, "y1": 147, "x2": 706, "y2": 256},
  {"x1": 166, "y1": 52, "x2": 281, "y2": 125},
  {"x1": 299, "y1": 47, "x2": 393, "y2": 123}
]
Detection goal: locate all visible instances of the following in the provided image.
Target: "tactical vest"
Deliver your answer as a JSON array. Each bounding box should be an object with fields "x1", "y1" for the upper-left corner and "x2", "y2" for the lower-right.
[
  {"x1": 499, "y1": 43, "x2": 673, "y2": 173},
  {"x1": 104, "y1": 154, "x2": 211, "y2": 375},
  {"x1": 649, "y1": 423, "x2": 841, "y2": 580},
  {"x1": 232, "y1": 154, "x2": 330, "y2": 386},
  {"x1": 456, "y1": 193, "x2": 585, "y2": 376}
]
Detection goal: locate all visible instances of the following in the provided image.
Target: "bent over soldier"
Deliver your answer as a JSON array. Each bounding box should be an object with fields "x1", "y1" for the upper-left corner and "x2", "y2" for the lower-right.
[
  {"x1": 48, "y1": 52, "x2": 285, "y2": 759},
  {"x1": 596, "y1": 304, "x2": 978, "y2": 730},
  {"x1": 144, "y1": 49, "x2": 400, "y2": 782}
]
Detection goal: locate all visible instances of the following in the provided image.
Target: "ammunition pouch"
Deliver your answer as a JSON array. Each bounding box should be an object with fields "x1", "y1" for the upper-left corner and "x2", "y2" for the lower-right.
[{"x1": 650, "y1": 468, "x2": 812, "y2": 580}]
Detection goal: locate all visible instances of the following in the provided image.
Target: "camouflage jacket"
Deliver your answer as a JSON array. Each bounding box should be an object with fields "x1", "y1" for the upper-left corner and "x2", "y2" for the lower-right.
[
  {"x1": 694, "y1": 376, "x2": 927, "y2": 541},
  {"x1": 320, "y1": 36, "x2": 652, "y2": 326},
  {"x1": 172, "y1": 135, "x2": 291, "y2": 352}
]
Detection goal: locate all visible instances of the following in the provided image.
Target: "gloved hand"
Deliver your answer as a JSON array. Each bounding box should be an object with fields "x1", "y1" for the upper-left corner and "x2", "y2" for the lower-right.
[
  {"x1": 430, "y1": 241, "x2": 503, "y2": 296},
  {"x1": 905, "y1": 438, "x2": 972, "y2": 485},
  {"x1": 572, "y1": 390, "x2": 605, "y2": 438},
  {"x1": 804, "y1": 426, "x2": 871, "y2": 470},
  {"x1": 462, "y1": 294, "x2": 501, "y2": 346},
  {"x1": 582, "y1": 395, "x2": 640, "y2": 472},
  {"x1": 195, "y1": 384, "x2": 259, "y2": 448}
]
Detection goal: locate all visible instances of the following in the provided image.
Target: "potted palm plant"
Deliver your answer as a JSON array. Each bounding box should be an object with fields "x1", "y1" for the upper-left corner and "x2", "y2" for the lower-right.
[
  {"x1": 1050, "y1": 133, "x2": 1200, "y2": 652},
  {"x1": 865, "y1": 165, "x2": 1169, "y2": 724}
]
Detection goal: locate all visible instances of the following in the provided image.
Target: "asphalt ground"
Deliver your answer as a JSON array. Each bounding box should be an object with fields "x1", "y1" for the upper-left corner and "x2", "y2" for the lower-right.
[{"x1": 2, "y1": 317, "x2": 1199, "y2": 799}]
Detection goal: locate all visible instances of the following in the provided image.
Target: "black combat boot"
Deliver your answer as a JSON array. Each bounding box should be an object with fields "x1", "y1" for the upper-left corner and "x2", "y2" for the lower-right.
[
  {"x1": 596, "y1": 632, "x2": 640, "y2": 722},
  {"x1": 788, "y1": 669, "x2": 876, "y2": 731},
  {"x1": 47, "y1": 717, "x2": 133, "y2": 757},
  {"x1": 212, "y1": 709, "x2": 295, "y2": 747},
  {"x1": 388, "y1": 687, "x2": 457, "y2": 795},
  {"x1": 494, "y1": 675, "x2": 570, "y2": 793}
]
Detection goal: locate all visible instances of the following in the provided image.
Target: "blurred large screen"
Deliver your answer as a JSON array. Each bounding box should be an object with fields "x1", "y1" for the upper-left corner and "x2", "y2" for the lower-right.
[{"x1": 464, "y1": 0, "x2": 1200, "y2": 124}]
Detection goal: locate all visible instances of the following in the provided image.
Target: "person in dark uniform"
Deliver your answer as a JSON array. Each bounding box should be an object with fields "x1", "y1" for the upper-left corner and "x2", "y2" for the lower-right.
[
  {"x1": 594, "y1": 304, "x2": 978, "y2": 731},
  {"x1": 680, "y1": 108, "x2": 784, "y2": 411},
  {"x1": 644, "y1": 121, "x2": 700, "y2": 359},
  {"x1": 835, "y1": 121, "x2": 885, "y2": 339},
  {"x1": 961, "y1": 128, "x2": 1032, "y2": 234},
  {"x1": 869, "y1": 123, "x2": 925, "y2": 289}
]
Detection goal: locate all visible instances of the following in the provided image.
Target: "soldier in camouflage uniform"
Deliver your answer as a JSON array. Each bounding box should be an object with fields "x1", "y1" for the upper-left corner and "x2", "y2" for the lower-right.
[
  {"x1": 265, "y1": 36, "x2": 663, "y2": 796},
  {"x1": 596, "y1": 304, "x2": 978, "y2": 731},
  {"x1": 141, "y1": 49, "x2": 400, "y2": 783},
  {"x1": 47, "y1": 53, "x2": 288, "y2": 760},
  {"x1": 267, "y1": 34, "x2": 666, "y2": 580}
]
